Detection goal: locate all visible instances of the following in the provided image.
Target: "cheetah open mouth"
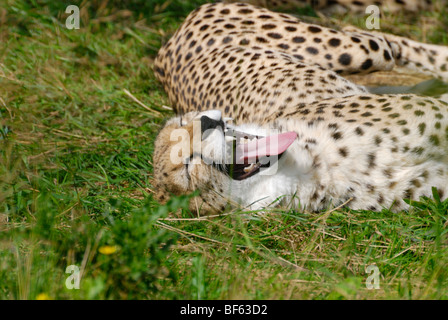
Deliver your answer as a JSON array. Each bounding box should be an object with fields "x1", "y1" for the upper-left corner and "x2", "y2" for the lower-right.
[{"x1": 222, "y1": 129, "x2": 297, "y2": 180}]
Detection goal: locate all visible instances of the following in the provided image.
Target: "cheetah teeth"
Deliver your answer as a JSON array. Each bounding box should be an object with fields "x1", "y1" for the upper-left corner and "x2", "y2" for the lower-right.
[
  {"x1": 239, "y1": 136, "x2": 257, "y2": 144},
  {"x1": 243, "y1": 162, "x2": 261, "y2": 173}
]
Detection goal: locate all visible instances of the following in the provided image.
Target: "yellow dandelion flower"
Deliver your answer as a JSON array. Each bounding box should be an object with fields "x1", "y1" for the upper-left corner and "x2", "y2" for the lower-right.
[
  {"x1": 36, "y1": 293, "x2": 52, "y2": 300},
  {"x1": 99, "y1": 245, "x2": 118, "y2": 255}
]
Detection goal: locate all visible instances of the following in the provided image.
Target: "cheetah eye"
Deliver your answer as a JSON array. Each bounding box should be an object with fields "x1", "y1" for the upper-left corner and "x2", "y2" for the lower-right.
[{"x1": 179, "y1": 116, "x2": 188, "y2": 127}]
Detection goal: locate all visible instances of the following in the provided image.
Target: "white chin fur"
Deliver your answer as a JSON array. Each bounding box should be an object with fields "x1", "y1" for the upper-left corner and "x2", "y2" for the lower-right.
[{"x1": 227, "y1": 140, "x2": 309, "y2": 211}]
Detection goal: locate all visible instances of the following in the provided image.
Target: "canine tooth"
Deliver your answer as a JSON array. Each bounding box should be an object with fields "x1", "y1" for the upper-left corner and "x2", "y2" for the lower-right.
[{"x1": 243, "y1": 162, "x2": 259, "y2": 173}]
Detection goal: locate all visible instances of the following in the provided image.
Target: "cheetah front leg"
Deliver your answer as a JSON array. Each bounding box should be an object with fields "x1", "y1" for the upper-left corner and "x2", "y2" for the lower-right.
[{"x1": 224, "y1": 0, "x2": 435, "y2": 13}]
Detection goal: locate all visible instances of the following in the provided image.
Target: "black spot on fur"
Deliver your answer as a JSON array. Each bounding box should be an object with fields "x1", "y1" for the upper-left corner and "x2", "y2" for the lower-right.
[
  {"x1": 292, "y1": 36, "x2": 306, "y2": 43},
  {"x1": 338, "y1": 53, "x2": 352, "y2": 66},
  {"x1": 328, "y1": 38, "x2": 341, "y2": 47},
  {"x1": 361, "y1": 59, "x2": 373, "y2": 70}
]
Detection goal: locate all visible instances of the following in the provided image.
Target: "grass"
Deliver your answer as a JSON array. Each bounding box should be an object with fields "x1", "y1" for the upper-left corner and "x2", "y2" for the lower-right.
[{"x1": 0, "y1": 0, "x2": 447, "y2": 300}]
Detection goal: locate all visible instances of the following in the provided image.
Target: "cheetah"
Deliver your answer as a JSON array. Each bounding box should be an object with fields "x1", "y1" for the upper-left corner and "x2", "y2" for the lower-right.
[{"x1": 152, "y1": 2, "x2": 448, "y2": 214}]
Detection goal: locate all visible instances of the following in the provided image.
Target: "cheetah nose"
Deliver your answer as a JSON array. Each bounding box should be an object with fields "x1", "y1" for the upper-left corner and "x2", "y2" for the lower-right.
[{"x1": 201, "y1": 115, "x2": 225, "y2": 139}]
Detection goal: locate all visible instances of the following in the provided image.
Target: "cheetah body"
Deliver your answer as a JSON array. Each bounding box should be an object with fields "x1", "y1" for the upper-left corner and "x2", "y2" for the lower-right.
[{"x1": 154, "y1": 94, "x2": 448, "y2": 213}]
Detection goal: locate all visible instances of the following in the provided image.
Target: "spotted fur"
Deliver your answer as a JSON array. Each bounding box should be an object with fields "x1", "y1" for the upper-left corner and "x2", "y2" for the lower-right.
[{"x1": 225, "y1": 0, "x2": 439, "y2": 13}]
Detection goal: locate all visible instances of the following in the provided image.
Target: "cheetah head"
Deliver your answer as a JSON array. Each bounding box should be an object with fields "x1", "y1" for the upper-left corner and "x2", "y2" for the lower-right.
[{"x1": 153, "y1": 110, "x2": 297, "y2": 214}]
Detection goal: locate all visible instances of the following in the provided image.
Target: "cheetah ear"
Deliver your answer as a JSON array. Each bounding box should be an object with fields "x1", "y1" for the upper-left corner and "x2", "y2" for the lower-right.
[{"x1": 236, "y1": 132, "x2": 297, "y2": 163}]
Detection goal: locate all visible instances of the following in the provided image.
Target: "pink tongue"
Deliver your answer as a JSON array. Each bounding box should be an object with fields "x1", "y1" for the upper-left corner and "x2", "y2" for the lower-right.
[{"x1": 236, "y1": 131, "x2": 297, "y2": 163}]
